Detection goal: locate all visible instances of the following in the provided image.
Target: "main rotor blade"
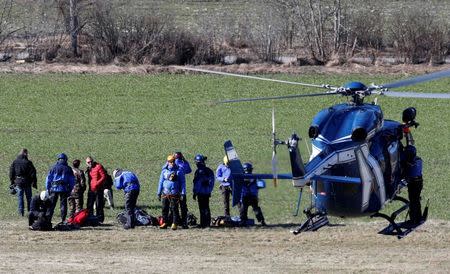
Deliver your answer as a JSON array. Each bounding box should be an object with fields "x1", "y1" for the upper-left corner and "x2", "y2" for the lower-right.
[
  {"x1": 218, "y1": 91, "x2": 337, "y2": 104},
  {"x1": 381, "y1": 91, "x2": 450, "y2": 99},
  {"x1": 381, "y1": 68, "x2": 450, "y2": 89},
  {"x1": 173, "y1": 66, "x2": 332, "y2": 89}
]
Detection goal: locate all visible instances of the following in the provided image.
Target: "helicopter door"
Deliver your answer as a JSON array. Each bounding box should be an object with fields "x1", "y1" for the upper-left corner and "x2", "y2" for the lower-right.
[{"x1": 355, "y1": 144, "x2": 386, "y2": 212}]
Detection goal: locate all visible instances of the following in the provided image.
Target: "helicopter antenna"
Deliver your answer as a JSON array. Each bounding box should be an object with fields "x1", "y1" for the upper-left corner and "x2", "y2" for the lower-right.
[
  {"x1": 304, "y1": 138, "x2": 311, "y2": 158},
  {"x1": 172, "y1": 66, "x2": 336, "y2": 90}
]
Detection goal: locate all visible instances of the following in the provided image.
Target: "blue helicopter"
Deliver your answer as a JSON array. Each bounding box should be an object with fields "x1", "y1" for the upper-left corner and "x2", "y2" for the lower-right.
[{"x1": 176, "y1": 66, "x2": 450, "y2": 238}]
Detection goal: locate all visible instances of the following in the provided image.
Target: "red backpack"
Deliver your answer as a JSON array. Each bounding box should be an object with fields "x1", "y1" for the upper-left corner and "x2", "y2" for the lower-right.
[{"x1": 68, "y1": 209, "x2": 89, "y2": 226}]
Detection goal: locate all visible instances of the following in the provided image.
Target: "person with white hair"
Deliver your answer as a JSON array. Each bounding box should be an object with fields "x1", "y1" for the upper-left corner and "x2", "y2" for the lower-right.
[{"x1": 28, "y1": 190, "x2": 53, "y2": 231}]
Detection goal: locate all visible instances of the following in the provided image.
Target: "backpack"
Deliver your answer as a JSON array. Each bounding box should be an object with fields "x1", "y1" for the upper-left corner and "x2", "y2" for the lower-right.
[
  {"x1": 135, "y1": 208, "x2": 152, "y2": 226},
  {"x1": 211, "y1": 216, "x2": 234, "y2": 227},
  {"x1": 117, "y1": 208, "x2": 158, "y2": 226},
  {"x1": 67, "y1": 209, "x2": 89, "y2": 226},
  {"x1": 187, "y1": 212, "x2": 198, "y2": 226}
]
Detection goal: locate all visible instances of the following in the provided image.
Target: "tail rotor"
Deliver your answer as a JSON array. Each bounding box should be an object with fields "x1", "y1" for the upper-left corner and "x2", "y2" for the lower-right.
[
  {"x1": 272, "y1": 108, "x2": 278, "y2": 187},
  {"x1": 272, "y1": 108, "x2": 285, "y2": 187}
]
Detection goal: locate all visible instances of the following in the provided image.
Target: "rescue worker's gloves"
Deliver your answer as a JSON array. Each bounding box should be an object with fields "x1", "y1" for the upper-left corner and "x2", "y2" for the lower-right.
[
  {"x1": 193, "y1": 194, "x2": 197, "y2": 200},
  {"x1": 224, "y1": 178, "x2": 228, "y2": 182},
  {"x1": 32, "y1": 181, "x2": 37, "y2": 189},
  {"x1": 157, "y1": 194, "x2": 161, "y2": 201}
]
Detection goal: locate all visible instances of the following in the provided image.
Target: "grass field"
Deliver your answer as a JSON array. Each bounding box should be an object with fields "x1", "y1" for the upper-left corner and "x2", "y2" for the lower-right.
[{"x1": 1, "y1": 70, "x2": 450, "y2": 225}]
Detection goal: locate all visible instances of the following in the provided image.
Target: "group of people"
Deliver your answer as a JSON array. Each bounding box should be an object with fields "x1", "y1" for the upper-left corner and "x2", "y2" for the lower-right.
[
  {"x1": 10, "y1": 149, "x2": 115, "y2": 230},
  {"x1": 157, "y1": 152, "x2": 266, "y2": 230},
  {"x1": 9, "y1": 148, "x2": 266, "y2": 230}
]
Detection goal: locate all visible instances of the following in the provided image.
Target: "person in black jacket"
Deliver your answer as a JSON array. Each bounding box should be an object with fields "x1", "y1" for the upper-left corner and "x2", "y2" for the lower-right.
[
  {"x1": 29, "y1": 190, "x2": 53, "y2": 231},
  {"x1": 9, "y1": 148, "x2": 37, "y2": 216},
  {"x1": 192, "y1": 154, "x2": 215, "y2": 228}
]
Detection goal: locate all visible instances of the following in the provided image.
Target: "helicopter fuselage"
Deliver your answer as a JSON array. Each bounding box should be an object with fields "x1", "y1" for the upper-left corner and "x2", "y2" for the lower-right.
[{"x1": 306, "y1": 103, "x2": 404, "y2": 217}]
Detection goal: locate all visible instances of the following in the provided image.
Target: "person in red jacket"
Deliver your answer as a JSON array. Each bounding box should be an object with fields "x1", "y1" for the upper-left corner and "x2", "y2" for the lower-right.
[{"x1": 85, "y1": 156, "x2": 106, "y2": 223}]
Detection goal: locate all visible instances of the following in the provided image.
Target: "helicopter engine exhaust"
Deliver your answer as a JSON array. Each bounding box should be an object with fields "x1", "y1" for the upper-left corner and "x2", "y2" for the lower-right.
[{"x1": 287, "y1": 133, "x2": 306, "y2": 186}]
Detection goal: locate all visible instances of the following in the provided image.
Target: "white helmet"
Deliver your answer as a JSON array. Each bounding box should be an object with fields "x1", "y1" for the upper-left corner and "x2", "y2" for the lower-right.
[{"x1": 40, "y1": 190, "x2": 49, "y2": 201}]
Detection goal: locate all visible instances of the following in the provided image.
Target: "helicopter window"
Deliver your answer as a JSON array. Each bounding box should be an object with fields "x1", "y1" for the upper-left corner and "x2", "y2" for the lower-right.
[
  {"x1": 351, "y1": 128, "x2": 367, "y2": 141},
  {"x1": 308, "y1": 126, "x2": 319, "y2": 139},
  {"x1": 328, "y1": 163, "x2": 360, "y2": 178}
]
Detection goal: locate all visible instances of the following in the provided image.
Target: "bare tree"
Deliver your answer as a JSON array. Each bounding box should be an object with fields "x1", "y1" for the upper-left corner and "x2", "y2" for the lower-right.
[
  {"x1": 69, "y1": 0, "x2": 79, "y2": 56},
  {"x1": 0, "y1": 0, "x2": 21, "y2": 47},
  {"x1": 387, "y1": 7, "x2": 449, "y2": 64}
]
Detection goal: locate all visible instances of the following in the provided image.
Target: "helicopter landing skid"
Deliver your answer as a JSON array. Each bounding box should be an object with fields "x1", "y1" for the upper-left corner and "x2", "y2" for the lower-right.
[
  {"x1": 291, "y1": 210, "x2": 329, "y2": 235},
  {"x1": 371, "y1": 198, "x2": 429, "y2": 239}
]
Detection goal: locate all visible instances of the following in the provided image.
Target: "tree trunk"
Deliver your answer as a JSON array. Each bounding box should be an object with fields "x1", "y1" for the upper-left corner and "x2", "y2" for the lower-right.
[{"x1": 69, "y1": 0, "x2": 79, "y2": 56}]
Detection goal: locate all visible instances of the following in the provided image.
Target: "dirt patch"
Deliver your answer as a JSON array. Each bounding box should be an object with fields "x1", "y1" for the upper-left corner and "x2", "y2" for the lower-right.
[
  {"x1": 1, "y1": 62, "x2": 450, "y2": 76},
  {"x1": 1, "y1": 219, "x2": 449, "y2": 273}
]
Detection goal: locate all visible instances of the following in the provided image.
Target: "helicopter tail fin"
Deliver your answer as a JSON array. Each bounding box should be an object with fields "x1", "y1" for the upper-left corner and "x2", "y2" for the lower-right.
[
  {"x1": 224, "y1": 140, "x2": 245, "y2": 207},
  {"x1": 287, "y1": 133, "x2": 307, "y2": 187}
]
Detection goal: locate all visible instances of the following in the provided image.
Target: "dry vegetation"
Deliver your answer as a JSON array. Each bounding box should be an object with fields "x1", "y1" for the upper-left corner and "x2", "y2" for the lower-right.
[{"x1": 1, "y1": 0, "x2": 450, "y2": 67}]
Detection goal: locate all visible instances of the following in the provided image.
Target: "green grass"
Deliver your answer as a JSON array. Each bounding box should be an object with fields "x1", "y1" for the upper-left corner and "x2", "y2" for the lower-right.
[{"x1": 1, "y1": 72, "x2": 449, "y2": 224}]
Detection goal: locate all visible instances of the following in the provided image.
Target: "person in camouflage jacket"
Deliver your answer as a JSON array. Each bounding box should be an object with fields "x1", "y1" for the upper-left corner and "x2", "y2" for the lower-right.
[{"x1": 68, "y1": 159, "x2": 86, "y2": 218}]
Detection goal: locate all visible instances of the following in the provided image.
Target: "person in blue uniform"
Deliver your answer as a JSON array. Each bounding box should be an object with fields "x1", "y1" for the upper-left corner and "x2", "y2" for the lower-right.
[
  {"x1": 157, "y1": 154, "x2": 184, "y2": 230},
  {"x1": 403, "y1": 145, "x2": 424, "y2": 225},
  {"x1": 192, "y1": 154, "x2": 215, "y2": 228},
  {"x1": 45, "y1": 153, "x2": 75, "y2": 222},
  {"x1": 174, "y1": 151, "x2": 192, "y2": 229},
  {"x1": 216, "y1": 156, "x2": 232, "y2": 217},
  {"x1": 239, "y1": 163, "x2": 266, "y2": 227},
  {"x1": 113, "y1": 169, "x2": 140, "y2": 229}
]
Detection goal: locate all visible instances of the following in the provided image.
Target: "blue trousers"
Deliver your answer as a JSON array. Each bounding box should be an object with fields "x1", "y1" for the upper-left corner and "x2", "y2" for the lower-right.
[
  {"x1": 124, "y1": 189, "x2": 139, "y2": 229},
  {"x1": 49, "y1": 192, "x2": 69, "y2": 222},
  {"x1": 17, "y1": 185, "x2": 32, "y2": 216}
]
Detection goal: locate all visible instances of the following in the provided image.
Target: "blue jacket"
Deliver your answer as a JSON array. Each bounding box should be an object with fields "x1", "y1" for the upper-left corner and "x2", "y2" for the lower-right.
[
  {"x1": 216, "y1": 164, "x2": 232, "y2": 187},
  {"x1": 157, "y1": 170, "x2": 181, "y2": 196},
  {"x1": 241, "y1": 179, "x2": 259, "y2": 200},
  {"x1": 159, "y1": 164, "x2": 186, "y2": 195},
  {"x1": 193, "y1": 166, "x2": 215, "y2": 195},
  {"x1": 45, "y1": 160, "x2": 75, "y2": 193},
  {"x1": 114, "y1": 171, "x2": 140, "y2": 193}
]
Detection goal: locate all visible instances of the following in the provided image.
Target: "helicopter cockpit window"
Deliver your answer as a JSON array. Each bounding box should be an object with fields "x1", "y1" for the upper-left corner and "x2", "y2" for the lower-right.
[
  {"x1": 308, "y1": 126, "x2": 319, "y2": 139},
  {"x1": 351, "y1": 128, "x2": 367, "y2": 141}
]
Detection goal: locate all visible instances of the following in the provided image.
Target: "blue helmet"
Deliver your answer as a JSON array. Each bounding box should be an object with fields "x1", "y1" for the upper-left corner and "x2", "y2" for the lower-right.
[
  {"x1": 57, "y1": 153, "x2": 68, "y2": 161},
  {"x1": 194, "y1": 154, "x2": 207, "y2": 164},
  {"x1": 243, "y1": 162, "x2": 253, "y2": 173}
]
